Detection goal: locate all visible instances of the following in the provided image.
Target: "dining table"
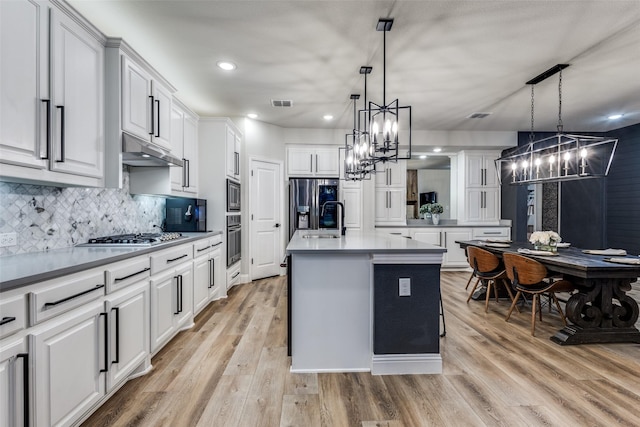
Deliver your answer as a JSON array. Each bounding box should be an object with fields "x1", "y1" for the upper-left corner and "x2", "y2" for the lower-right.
[{"x1": 457, "y1": 240, "x2": 640, "y2": 345}]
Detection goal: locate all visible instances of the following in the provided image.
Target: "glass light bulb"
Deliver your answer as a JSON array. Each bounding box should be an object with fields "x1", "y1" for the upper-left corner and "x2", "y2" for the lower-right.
[
  {"x1": 535, "y1": 158, "x2": 541, "y2": 166},
  {"x1": 392, "y1": 121, "x2": 398, "y2": 135},
  {"x1": 372, "y1": 122, "x2": 379, "y2": 135},
  {"x1": 564, "y1": 152, "x2": 571, "y2": 161},
  {"x1": 511, "y1": 162, "x2": 517, "y2": 170},
  {"x1": 549, "y1": 155, "x2": 555, "y2": 164},
  {"x1": 346, "y1": 155, "x2": 353, "y2": 165},
  {"x1": 522, "y1": 160, "x2": 529, "y2": 169},
  {"x1": 580, "y1": 148, "x2": 588, "y2": 158}
]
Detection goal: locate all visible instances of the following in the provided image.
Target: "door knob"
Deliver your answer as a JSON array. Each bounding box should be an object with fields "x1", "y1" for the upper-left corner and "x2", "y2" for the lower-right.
[{"x1": 274, "y1": 223, "x2": 281, "y2": 228}]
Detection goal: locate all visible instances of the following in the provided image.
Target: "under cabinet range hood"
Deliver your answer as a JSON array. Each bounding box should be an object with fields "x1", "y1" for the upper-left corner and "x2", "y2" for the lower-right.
[{"x1": 121, "y1": 133, "x2": 184, "y2": 167}]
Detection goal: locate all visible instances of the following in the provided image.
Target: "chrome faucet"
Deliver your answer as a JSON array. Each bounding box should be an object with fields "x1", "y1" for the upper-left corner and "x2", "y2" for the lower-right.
[{"x1": 321, "y1": 201, "x2": 346, "y2": 236}]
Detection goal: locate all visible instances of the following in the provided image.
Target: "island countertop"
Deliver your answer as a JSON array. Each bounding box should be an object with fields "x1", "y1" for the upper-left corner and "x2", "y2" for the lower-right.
[{"x1": 286, "y1": 230, "x2": 447, "y2": 255}]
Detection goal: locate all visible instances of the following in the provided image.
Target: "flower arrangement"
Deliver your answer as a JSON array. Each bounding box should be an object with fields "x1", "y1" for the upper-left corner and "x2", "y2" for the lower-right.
[
  {"x1": 419, "y1": 204, "x2": 431, "y2": 215},
  {"x1": 529, "y1": 230, "x2": 561, "y2": 251},
  {"x1": 429, "y1": 203, "x2": 444, "y2": 214}
]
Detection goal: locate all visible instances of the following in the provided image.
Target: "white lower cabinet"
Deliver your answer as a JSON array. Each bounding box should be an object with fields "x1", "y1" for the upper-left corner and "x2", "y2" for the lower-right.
[
  {"x1": 0, "y1": 337, "x2": 28, "y2": 427},
  {"x1": 193, "y1": 238, "x2": 223, "y2": 315},
  {"x1": 409, "y1": 228, "x2": 473, "y2": 268},
  {"x1": 150, "y1": 262, "x2": 193, "y2": 354},
  {"x1": 104, "y1": 281, "x2": 150, "y2": 390},
  {"x1": 31, "y1": 300, "x2": 106, "y2": 427},
  {"x1": 443, "y1": 229, "x2": 473, "y2": 267}
]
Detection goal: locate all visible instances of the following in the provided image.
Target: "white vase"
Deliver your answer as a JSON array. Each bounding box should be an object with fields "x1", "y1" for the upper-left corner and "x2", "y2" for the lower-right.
[{"x1": 431, "y1": 213, "x2": 440, "y2": 225}]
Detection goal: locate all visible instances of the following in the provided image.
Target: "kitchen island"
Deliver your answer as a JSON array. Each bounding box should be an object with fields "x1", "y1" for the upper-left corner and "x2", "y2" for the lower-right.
[{"x1": 286, "y1": 230, "x2": 447, "y2": 375}]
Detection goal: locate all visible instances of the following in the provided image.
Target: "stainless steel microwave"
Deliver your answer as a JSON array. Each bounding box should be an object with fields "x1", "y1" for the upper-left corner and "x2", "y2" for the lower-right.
[{"x1": 227, "y1": 179, "x2": 241, "y2": 211}]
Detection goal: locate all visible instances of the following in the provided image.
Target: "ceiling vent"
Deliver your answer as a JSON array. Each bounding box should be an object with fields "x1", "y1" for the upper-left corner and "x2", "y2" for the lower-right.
[
  {"x1": 467, "y1": 112, "x2": 492, "y2": 119},
  {"x1": 271, "y1": 99, "x2": 293, "y2": 107}
]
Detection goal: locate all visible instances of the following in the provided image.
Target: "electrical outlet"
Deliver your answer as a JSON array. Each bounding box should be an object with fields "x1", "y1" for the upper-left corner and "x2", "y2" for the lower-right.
[
  {"x1": 399, "y1": 278, "x2": 411, "y2": 297},
  {"x1": 0, "y1": 232, "x2": 17, "y2": 247}
]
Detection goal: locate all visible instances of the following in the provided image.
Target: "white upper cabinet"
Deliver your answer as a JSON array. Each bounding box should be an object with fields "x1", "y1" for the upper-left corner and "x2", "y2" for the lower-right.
[
  {"x1": 49, "y1": 7, "x2": 104, "y2": 178},
  {"x1": 0, "y1": 0, "x2": 105, "y2": 186},
  {"x1": 286, "y1": 146, "x2": 340, "y2": 177},
  {"x1": 121, "y1": 55, "x2": 173, "y2": 152},
  {"x1": 457, "y1": 151, "x2": 501, "y2": 224},
  {"x1": 0, "y1": 0, "x2": 49, "y2": 170},
  {"x1": 374, "y1": 160, "x2": 407, "y2": 225},
  {"x1": 170, "y1": 101, "x2": 198, "y2": 195},
  {"x1": 226, "y1": 126, "x2": 241, "y2": 181}
]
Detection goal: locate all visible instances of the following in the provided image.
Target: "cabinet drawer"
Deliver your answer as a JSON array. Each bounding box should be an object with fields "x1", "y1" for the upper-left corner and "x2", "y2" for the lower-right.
[
  {"x1": 193, "y1": 236, "x2": 223, "y2": 258},
  {"x1": 29, "y1": 269, "x2": 105, "y2": 325},
  {"x1": 227, "y1": 264, "x2": 241, "y2": 288},
  {"x1": 105, "y1": 255, "x2": 151, "y2": 294},
  {"x1": 472, "y1": 228, "x2": 510, "y2": 239},
  {"x1": 0, "y1": 294, "x2": 27, "y2": 339},
  {"x1": 150, "y1": 243, "x2": 193, "y2": 275}
]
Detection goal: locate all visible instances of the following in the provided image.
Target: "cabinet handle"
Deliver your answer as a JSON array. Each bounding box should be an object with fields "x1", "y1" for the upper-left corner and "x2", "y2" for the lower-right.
[
  {"x1": 0, "y1": 316, "x2": 16, "y2": 326},
  {"x1": 17, "y1": 353, "x2": 29, "y2": 427},
  {"x1": 167, "y1": 254, "x2": 188, "y2": 263},
  {"x1": 99, "y1": 312, "x2": 109, "y2": 373},
  {"x1": 209, "y1": 259, "x2": 215, "y2": 288},
  {"x1": 186, "y1": 159, "x2": 191, "y2": 187},
  {"x1": 315, "y1": 154, "x2": 318, "y2": 172},
  {"x1": 235, "y1": 152, "x2": 239, "y2": 175},
  {"x1": 197, "y1": 245, "x2": 212, "y2": 252},
  {"x1": 41, "y1": 99, "x2": 50, "y2": 160},
  {"x1": 232, "y1": 271, "x2": 240, "y2": 279},
  {"x1": 182, "y1": 158, "x2": 187, "y2": 187},
  {"x1": 43, "y1": 284, "x2": 105, "y2": 308},
  {"x1": 179, "y1": 275, "x2": 183, "y2": 313},
  {"x1": 439, "y1": 232, "x2": 443, "y2": 247},
  {"x1": 212, "y1": 241, "x2": 222, "y2": 247},
  {"x1": 149, "y1": 95, "x2": 155, "y2": 135},
  {"x1": 114, "y1": 267, "x2": 150, "y2": 282},
  {"x1": 389, "y1": 169, "x2": 392, "y2": 185},
  {"x1": 155, "y1": 99, "x2": 161, "y2": 137},
  {"x1": 55, "y1": 105, "x2": 65, "y2": 162},
  {"x1": 112, "y1": 307, "x2": 120, "y2": 364},
  {"x1": 483, "y1": 231, "x2": 502, "y2": 235},
  {"x1": 174, "y1": 275, "x2": 181, "y2": 315},
  {"x1": 310, "y1": 154, "x2": 313, "y2": 172}
]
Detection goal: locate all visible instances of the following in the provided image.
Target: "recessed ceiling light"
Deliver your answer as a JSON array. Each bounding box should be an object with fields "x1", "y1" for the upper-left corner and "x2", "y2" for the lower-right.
[
  {"x1": 419, "y1": 155, "x2": 427, "y2": 159},
  {"x1": 433, "y1": 147, "x2": 442, "y2": 153},
  {"x1": 217, "y1": 61, "x2": 236, "y2": 71},
  {"x1": 247, "y1": 113, "x2": 258, "y2": 119},
  {"x1": 323, "y1": 115, "x2": 333, "y2": 121},
  {"x1": 141, "y1": 154, "x2": 150, "y2": 158},
  {"x1": 608, "y1": 114, "x2": 623, "y2": 120}
]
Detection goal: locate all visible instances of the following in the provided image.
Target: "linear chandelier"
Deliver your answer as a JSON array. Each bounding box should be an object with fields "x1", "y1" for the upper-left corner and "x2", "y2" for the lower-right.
[{"x1": 496, "y1": 64, "x2": 618, "y2": 185}]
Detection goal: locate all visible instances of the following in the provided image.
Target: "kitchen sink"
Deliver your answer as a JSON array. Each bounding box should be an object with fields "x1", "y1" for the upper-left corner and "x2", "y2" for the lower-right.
[{"x1": 301, "y1": 234, "x2": 340, "y2": 239}]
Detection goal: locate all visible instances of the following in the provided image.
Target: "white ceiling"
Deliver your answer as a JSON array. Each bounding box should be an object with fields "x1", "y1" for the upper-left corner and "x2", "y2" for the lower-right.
[{"x1": 69, "y1": 0, "x2": 640, "y2": 133}]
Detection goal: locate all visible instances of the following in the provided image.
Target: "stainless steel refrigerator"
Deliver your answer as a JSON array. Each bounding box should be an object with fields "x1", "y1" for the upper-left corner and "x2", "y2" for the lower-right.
[{"x1": 289, "y1": 178, "x2": 340, "y2": 239}]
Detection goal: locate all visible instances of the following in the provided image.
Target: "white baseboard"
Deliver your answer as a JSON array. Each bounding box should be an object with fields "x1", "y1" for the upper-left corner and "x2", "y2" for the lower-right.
[{"x1": 371, "y1": 353, "x2": 442, "y2": 375}]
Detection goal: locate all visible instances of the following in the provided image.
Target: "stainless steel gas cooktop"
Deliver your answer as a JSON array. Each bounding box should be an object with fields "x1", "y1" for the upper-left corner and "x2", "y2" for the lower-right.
[{"x1": 77, "y1": 232, "x2": 184, "y2": 247}]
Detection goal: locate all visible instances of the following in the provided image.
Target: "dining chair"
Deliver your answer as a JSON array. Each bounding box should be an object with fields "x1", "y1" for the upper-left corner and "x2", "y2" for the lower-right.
[
  {"x1": 503, "y1": 253, "x2": 575, "y2": 336},
  {"x1": 466, "y1": 246, "x2": 518, "y2": 313}
]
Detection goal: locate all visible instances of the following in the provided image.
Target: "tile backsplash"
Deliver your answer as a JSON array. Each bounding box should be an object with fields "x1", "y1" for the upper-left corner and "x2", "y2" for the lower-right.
[{"x1": 0, "y1": 171, "x2": 165, "y2": 256}]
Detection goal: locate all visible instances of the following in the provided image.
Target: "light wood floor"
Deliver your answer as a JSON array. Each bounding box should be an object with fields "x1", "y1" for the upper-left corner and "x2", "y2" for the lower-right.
[{"x1": 82, "y1": 272, "x2": 640, "y2": 427}]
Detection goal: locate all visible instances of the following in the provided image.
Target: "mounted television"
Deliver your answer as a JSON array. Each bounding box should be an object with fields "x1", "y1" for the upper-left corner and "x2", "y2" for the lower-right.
[{"x1": 420, "y1": 192, "x2": 437, "y2": 206}]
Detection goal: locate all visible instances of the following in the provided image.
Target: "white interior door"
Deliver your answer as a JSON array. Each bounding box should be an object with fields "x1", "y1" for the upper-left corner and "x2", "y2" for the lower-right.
[{"x1": 250, "y1": 158, "x2": 282, "y2": 280}]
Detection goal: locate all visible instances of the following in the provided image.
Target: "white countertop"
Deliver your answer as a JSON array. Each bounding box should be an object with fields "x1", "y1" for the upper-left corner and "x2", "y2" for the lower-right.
[
  {"x1": 0, "y1": 231, "x2": 222, "y2": 292},
  {"x1": 286, "y1": 230, "x2": 447, "y2": 254}
]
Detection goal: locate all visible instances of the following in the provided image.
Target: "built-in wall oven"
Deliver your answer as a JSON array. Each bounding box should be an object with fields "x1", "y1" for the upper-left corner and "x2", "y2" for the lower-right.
[
  {"x1": 227, "y1": 214, "x2": 241, "y2": 266},
  {"x1": 227, "y1": 179, "x2": 241, "y2": 211}
]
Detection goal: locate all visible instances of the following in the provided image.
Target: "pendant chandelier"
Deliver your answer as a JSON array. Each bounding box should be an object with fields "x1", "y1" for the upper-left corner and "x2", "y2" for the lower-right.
[
  {"x1": 496, "y1": 64, "x2": 618, "y2": 185},
  {"x1": 367, "y1": 18, "x2": 412, "y2": 164},
  {"x1": 343, "y1": 67, "x2": 375, "y2": 180},
  {"x1": 340, "y1": 18, "x2": 412, "y2": 181}
]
